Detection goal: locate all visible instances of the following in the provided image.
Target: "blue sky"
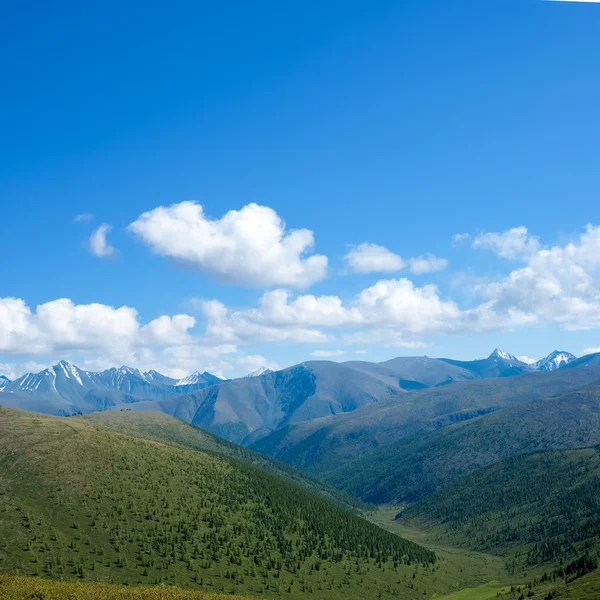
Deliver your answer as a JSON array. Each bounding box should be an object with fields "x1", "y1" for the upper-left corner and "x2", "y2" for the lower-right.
[{"x1": 2, "y1": 0, "x2": 600, "y2": 379}]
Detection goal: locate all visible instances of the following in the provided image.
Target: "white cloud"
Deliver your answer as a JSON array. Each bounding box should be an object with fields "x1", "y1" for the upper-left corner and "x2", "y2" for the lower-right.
[
  {"x1": 0, "y1": 297, "x2": 138, "y2": 355},
  {"x1": 473, "y1": 226, "x2": 540, "y2": 260},
  {"x1": 311, "y1": 349, "x2": 345, "y2": 357},
  {"x1": 0, "y1": 296, "x2": 240, "y2": 379},
  {"x1": 140, "y1": 314, "x2": 196, "y2": 345},
  {"x1": 89, "y1": 223, "x2": 115, "y2": 258},
  {"x1": 128, "y1": 201, "x2": 327, "y2": 289},
  {"x1": 517, "y1": 355, "x2": 537, "y2": 365},
  {"x1": 235, "y1": 354, "x2": 281, "y2": 373},
  {"x1": 344, "y1": 243, "x2": 404, "y2": 274},
  {"x1": 7, "y1": 224, "x2": 600, "y2": 376},
  {"x1": 195, "y1": 225, "x2": 600, "y2": 346},
  {"x1": 583, "y1": 347, "x2": 600, "y2": 356},
  {"x1": 74, "y1": 213, "x2": 94, "y2": 223},
  {"x1": 452, "y1": 233, "x2": 470, "y2": 244},
  {"x1": 408, "y1": 254, "x2": 448, "y2": 275},
  {"x1": 0, "y1": 361, "x2": 52, "y2": 381},
  {"x1": 473, "y1": 225, "x2": 600, "y2": 330},
  {"x1": 344, "y1": 243, "x2": 447, "y2": 277},
  {"x1": 198, "y1": 278, "x2": 461, "y2": 348}
]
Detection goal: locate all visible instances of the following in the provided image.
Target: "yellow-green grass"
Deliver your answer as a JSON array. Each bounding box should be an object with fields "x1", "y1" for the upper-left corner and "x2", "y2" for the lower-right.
[
  {"x1": 433, "y1": 581, "x2": 512, "y2": 600},
  {"x1": 0, "y1": 574, "x2": 253, "y2": 599}
]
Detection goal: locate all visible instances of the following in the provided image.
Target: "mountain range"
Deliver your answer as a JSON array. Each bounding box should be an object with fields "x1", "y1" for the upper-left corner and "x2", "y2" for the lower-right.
[
  {"x1": 0, "y1": 360, "x2": 226, "y2": 415},
  {"x1": 0, "y1": 349, "x2": 586, "y2": 444}
]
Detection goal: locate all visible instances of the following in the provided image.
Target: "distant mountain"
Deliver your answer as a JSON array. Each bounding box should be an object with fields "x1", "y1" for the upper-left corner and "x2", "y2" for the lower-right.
[
  {"x1": 0, "y1": 375, "x2": 9, "y2": 390},
  {"x1": 176, "y1": 370, "x2": 226, "y2": 387},
  {"x1": 562, "y1": 351, "x2": 600, "y2": 370},
  {"x1": 0, "y1": 361, "x2": 224, "y2": 415},
  {"x1": 439, "y1": 348, "x2": 534, "y2": 378},
  {"x1": 534, "y1": 349, "x2": 576, "y2": 371},
  {"x1": 324, "y1": 378, "x2": 600, "y2": 506},
  {"x1": 249, "y1": 364, "x2": 600, "y2": 476},
  {"x1": 121, "y1": 357, "x2": 479, "y2": 444}
]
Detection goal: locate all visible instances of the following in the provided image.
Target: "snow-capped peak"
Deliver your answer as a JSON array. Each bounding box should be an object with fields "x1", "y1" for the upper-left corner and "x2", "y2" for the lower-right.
[
  {"x1": 56, "y1": 360, "x2": 84, "y2": 385},
  {"x1": 176, "y1": 371, "x2": 226, "y2": 385},
  {"x1": 534, "y1": 350, "x2": 576, "y2": 372},
  {"x1": 176, "y1": 371, "x2": 204, "y2": 386},
  {"x1": 489, "y1": 348, "x2": 517, "y2": 362},
  {"x1": 0, "y1": 375, "x2": 10, "y2": 390},
  {"x1": 248, "y1": 366, "x2": 273, "y2": 377}
]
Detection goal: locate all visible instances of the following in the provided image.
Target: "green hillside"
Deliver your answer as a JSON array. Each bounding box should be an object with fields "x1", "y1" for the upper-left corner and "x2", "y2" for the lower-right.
[
  {"x1": 325, "y1": 383, "x2": 600, "y2": 504},
  {"x1": 401, "y1": 446, "x2": 600, "y2": 568},
  {"x1": 78, "y1": 410, "x2": 366, "y2": 512},
  {"x1": 0, "y1": 407, "x2": 434, "y2": 600}
]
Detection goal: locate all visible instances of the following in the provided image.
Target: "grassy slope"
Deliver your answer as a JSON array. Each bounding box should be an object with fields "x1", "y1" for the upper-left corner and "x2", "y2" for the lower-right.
[
  {"x1": 0, "y1": 407, "x2": 436, "y2": 600},
  {"x1": 78, "y1": 410, "x2": 366, "y2": 512},
  {"x1": 401, "y1": 446, "x2": 600, "y2": 568},
  {"x1": 325, "y1": 382, "x2": 600, "y2": 504},
  {"x1": 249, "y1": 367, "x2": 600, "y2": 476}
]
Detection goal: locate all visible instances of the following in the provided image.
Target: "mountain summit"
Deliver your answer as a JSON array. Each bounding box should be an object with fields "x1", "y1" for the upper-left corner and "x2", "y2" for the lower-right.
[
  {"x1": 248, "y1": 366, "x2": 274, "y2": 377},
  {"x1": 489, "y1": 348, "x2": 519, "y2": 363},
  {"x1": 534, "y1": 350, "x2": 576, "y2": 371}
]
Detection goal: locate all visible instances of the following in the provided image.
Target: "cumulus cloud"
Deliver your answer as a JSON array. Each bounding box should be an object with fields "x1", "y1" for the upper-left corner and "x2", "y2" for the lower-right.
[
  {"x1": 473, "y1": 225, "x2": 600, "y2": 330},
  {"x1": 0, "y1": 297, "x2": 138, "y2": 354},
  {"x1": 140, "y1": 314, "x2": 196, "y2": 345},
  {"x1": 345, "y1": 243, "x2": 447, "y2": 276},
  {"x1": 193, "y1": 224, "x2": 600, "y2": 346},
  {"x1": 473, "y1": 226, "x2": 540, "y2": 260},
  {"x1": 344, "y1": 243, "x2": 404, "y2": 274},
  {"x1": 0, "y1": 296, "x2": 240, "y2": 379},
  {"x1": 311, "y1": 349, "x2": 345, "y2": 357},
  {"x1": 408, "y1": 254, "x2": 448, "y2": 275},
  {"x1": 89, "y1": 223, "x2": 116, "y2": 258},
  {"x1": 197, "y1": 278, "x2": 461, "y2": 348},
  {"x1": 583, "y1": 347, "x2": 600, "y2": 356},
  {"x1": 128, "y1": 201, "x2": 327, "y2": 289}
]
